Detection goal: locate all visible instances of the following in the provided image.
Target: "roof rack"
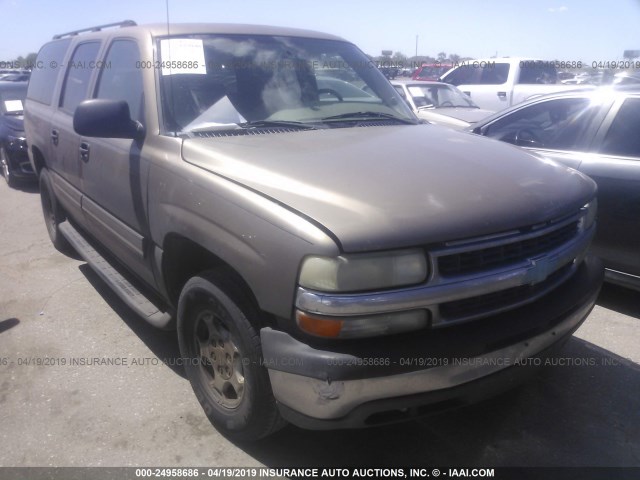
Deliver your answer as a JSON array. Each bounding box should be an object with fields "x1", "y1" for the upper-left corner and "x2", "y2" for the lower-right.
[{"x1": 53, "y1": 20, "x2": 137, "y2": 40}]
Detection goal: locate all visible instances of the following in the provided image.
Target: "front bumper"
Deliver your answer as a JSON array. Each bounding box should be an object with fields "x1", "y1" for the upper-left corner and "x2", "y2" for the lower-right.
[
  {"x1": 2, "y1": 139, "x2": 35, "y2": 180},
  {"x1": 260, "y1": 255, "x2": 603, "y2": 429}
]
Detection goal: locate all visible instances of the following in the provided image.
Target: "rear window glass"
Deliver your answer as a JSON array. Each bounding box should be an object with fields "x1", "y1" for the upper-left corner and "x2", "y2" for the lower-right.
[
  {"x1": 442, "y1": 62, "x2": 509, "y2": 86},
  {"x1": 518, "y1": 62, "x2": 557, "y2": 84}
]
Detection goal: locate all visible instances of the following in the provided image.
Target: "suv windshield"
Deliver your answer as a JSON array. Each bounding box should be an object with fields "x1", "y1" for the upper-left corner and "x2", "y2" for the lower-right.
[{"x1": 158, "y1": 34, "x2": 416, "y2": 133}]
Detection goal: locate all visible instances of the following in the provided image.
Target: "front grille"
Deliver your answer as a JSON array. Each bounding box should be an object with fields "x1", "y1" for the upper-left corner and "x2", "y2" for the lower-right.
[
  {"x1": 438, "y1": 221, "x2": 578, "y2": 276},
  {"x1": 439, "y1": 263, "x2": 573, "y2": 322}
]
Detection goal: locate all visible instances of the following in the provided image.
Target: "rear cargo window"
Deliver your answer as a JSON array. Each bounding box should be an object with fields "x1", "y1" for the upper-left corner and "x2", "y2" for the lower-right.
[{"x1": 27, "y1": 39, "x2": 71, "y2": 105}]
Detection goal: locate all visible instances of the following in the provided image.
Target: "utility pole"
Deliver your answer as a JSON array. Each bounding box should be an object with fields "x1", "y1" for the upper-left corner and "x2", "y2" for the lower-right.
[{"x1": 415, "y1": 35, "x2": 419, "y2": 57}]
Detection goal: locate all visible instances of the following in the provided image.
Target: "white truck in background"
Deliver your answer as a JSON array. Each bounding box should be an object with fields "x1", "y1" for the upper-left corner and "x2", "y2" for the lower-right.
[{"x1": 440, "y1": 58, "x2": 590, "y2": 111}]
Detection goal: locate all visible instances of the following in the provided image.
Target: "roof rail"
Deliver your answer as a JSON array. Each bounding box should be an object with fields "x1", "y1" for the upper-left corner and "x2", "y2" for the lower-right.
[{"x1": 53, "y1": 20, "x2": 137, "y2": 40}]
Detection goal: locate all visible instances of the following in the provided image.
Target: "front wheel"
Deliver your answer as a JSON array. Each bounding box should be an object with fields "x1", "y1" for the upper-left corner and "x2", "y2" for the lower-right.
[
  {"x1": 177, "y1": 271, "x2": 285, "y2": 441},
  {"x1": 1, "y1": 146, "x2": 16, "y2": 188}
]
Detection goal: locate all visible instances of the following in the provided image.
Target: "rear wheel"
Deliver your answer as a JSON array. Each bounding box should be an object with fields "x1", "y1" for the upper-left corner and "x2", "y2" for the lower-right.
[
  {"x1": 177, "y1": 270, "x2": 285, "y2": 441},
  {"x1": 39, "y1": 168, "x2": 70, "y2": 252}
]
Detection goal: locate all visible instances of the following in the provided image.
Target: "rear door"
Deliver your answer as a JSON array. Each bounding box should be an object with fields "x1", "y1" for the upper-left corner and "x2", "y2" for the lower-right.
[
  {"x1": 50, "y1": 40, "x2": 102, "y2": 221},
  {"x1": 581, "y1": 95, "x2": 640, "y2": 277}
]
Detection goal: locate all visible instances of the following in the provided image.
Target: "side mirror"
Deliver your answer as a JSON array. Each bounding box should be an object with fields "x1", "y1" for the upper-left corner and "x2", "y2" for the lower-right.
[{"x1": 74, "y1": 99, "x2": 145, "y2": 140}]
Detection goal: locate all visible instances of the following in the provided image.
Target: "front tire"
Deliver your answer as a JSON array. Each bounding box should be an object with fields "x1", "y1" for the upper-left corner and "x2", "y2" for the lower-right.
[
  {"x1": 177, "y1": 271, "x2": 285, "y2": 441},
  {"x1": 1, "y1": 146, "x2": 16, "y2": 188}
]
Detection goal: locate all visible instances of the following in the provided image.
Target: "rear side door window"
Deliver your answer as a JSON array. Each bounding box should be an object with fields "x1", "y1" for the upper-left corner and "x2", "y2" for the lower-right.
[
  {"x1": 94, "y1": 40, "x2": 144, "y2": 122},
  {"x1": 599, "y1": 98, "x2": 640, "y2": 158},
  {"x1": 59, "y1": 42, "x2": 101, "y2": 114},
  {"x1": 477, "y1": 63, "x2": 510, "y2": 85}
]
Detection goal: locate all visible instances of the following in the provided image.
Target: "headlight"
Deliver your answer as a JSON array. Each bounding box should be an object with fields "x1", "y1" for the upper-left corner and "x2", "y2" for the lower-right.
[
  {"x1": 298, "y1": 248, "x2": 428, "y2": 292},
  {"x1": 579, "y1": 199, "x2": 597, "y2": 231}
]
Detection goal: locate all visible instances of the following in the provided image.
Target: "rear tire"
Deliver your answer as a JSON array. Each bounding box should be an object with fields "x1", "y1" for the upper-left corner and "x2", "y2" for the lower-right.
[
  {"x1": 177, "y1": 270, "x2": 285, "y2": 441},
  {"x1": 39, "y1": 168, "x2": 71, "y2": 253}
]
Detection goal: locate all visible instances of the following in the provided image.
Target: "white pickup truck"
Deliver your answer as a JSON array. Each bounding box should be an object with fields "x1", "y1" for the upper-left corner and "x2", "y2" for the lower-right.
[{"x1": 440, "y1": 58, "x2": 588, "y2": 111}]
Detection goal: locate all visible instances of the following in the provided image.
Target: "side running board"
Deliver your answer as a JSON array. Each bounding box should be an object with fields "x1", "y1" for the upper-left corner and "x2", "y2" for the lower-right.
[{"x1": 59, "y1": 221, "x2": 173, "y2": 329}]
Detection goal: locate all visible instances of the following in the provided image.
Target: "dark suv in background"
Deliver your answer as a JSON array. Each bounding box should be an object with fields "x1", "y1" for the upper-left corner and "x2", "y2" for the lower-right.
[
  {"x1": 25, "y1": 20, "x2": 603, "y2": 441},
  {"x1": 0, "y1": 81, "x2": 34, "y2": 186}
]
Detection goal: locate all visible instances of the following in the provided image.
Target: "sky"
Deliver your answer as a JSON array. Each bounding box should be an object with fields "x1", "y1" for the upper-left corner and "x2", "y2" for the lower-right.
[{"x1": 0, "y1": 0, "x2": 639, "y2": 62}]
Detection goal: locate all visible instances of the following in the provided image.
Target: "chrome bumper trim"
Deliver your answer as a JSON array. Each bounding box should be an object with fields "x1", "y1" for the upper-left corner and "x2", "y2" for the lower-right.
[{"x1": 268, "y1": 298, "x2": 592, "y2": 420}]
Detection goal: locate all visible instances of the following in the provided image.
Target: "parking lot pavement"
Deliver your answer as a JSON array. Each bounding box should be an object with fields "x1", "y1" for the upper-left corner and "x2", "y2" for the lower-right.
[{"x1": 1, "y1": 178, "x2": 639, "y2": 468}]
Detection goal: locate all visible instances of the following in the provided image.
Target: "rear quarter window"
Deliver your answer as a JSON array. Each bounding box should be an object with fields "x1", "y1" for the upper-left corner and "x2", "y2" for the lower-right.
[{"x1": 26, "y1": 39, "x2": 71, "y2": 105}]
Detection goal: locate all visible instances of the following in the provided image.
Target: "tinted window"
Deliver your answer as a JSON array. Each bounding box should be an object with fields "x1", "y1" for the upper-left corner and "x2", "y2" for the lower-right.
[
  {"x1": 27, "y1": 39, "x2": 71, "y2": 105},
  {"x1": 484, "y1": 98, "x2": 596, "y2": 150},
  {"x1": 443, "y1": 62, "x2": 509, "y2": 86},
  {"x1": 60, "y1": 42, "x2": 101, "y2": 114},
  {"x1": 600, "y1": 98, "x2": 640, "y2": 158},
  {"x1": 478, "y1": 63, "x2": 509, "y2": 85},
  {"x1": 442, "y1": 65, "x2": 477, "y2": 86},
  {"x1": 95, "y1": 40, "x2": 143, "y2": 122}
]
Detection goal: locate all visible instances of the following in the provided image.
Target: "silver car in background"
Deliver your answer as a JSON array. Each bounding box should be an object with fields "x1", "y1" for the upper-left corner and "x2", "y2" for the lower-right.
[{"x1": 392, "y1": 80, "x2": 494, "y2": 129}]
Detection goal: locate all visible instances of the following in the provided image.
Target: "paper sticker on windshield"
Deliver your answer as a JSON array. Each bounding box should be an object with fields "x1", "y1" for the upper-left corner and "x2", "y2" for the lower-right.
[
  {"x1": 4, "y1": 99, "x2": 23, "y2": 113},
  {"x1": 160, "y1": 38, "x2": 206, "y2": 75}
]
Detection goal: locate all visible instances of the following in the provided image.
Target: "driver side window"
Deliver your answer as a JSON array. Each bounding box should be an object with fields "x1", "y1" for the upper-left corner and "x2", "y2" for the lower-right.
[
  {"x1": 484, "y1": 98, "x2": 595, "y2": 151},
  {"x1": 95, "y1": 40, "x2": 143, "y2": 122}
]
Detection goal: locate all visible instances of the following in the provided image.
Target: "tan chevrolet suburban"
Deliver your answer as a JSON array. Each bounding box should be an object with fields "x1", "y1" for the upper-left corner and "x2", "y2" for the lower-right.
[{"x1": 24, "y1": 21, "x2": 603, "y2": 440}]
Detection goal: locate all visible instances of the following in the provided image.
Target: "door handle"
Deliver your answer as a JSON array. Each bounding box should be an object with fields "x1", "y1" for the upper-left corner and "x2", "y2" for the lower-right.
[
  {"x1": 79, "y1": 142, "x2": 90, "y2": 162},
  {"x1": 463, "y1": 91, "x2": 471, "y2": 96},
  {"x1": 50, "y1": 130, "x2": 59, "y2": 146},
  {"x1": 497, "y1": 91, "x2": 507, "y2": 98}
]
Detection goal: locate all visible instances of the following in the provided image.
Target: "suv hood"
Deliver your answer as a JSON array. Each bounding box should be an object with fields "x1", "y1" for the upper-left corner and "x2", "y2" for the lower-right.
[{"x1": 182, "y1": 125, "x2": 596, "y2": 252}]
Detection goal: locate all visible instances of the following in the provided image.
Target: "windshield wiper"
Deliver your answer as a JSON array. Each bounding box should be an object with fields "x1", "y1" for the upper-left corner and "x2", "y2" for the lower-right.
[
  {"x1": 238, "y1": 120, "x2": 320, "y2": 130},
  {"x1": 321, "y1": 111, "x2": 417, "y2": 124}
]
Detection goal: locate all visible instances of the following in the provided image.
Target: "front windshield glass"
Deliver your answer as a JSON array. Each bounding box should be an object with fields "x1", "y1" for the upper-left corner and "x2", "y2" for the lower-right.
[
  {"x1": 406, "y1": 83, "x2": 477, "y2": 109},
  {"x1": 157, "y1": 35, "x2": 416, "y2": 133}
]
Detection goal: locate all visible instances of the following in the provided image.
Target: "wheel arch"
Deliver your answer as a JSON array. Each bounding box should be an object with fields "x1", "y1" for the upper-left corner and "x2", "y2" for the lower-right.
[
  {"x1": 30, "y1": 145, "x2": 46, "y2": 176},
  {"x1": 160, "y1": 233, "x2": 274, "y2": 329}
]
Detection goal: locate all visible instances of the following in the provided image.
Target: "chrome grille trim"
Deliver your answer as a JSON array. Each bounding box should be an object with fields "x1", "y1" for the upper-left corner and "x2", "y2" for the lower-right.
[{"x1": 296, "y1": 208, "x2": 595, "y2": 327}]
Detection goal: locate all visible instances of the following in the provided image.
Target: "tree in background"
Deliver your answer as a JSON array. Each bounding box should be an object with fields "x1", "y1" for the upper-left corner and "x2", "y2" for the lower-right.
[{"x1": 0, "y1": 53, "x2": 37, "y2": 70}]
